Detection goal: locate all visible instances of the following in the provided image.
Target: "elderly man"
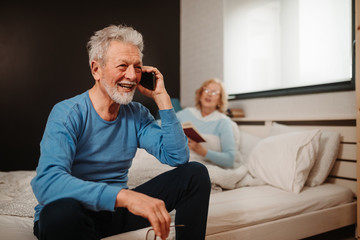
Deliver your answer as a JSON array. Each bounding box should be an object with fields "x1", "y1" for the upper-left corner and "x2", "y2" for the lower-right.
[{"x1": 31, "y1": 24, "x2": 211, "y2": 240}]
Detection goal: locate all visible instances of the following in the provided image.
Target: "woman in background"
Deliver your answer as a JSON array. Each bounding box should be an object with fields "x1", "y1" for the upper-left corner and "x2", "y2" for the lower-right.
[{"x1": 177, "y1": 78, "x2": 237, "y2": 168}]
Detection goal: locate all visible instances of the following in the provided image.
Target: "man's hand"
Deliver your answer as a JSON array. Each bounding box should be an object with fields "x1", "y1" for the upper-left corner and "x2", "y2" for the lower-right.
[
  {"x1": 116, "y1": 189, "x2": 171, "y2": 240},
  {"x1": 137, "y1": 66, "x2": 172, "y2": 110}
]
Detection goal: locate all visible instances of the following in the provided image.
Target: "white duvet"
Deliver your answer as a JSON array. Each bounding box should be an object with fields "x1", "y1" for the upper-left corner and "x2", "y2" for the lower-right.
[
  {"x1": 128, "y1": 148, "x2": 264, "y2": 192},
  {"x1": 0, "y1": 148, "x2": 257, "y2": 219},
  {"x1": 0, "y1": 149, "x2": 258, "y2": 240},
  {"x1": 129, "y1": 127, "x2": 265, "y2": 192},
  {"x1": 0, "y1": 171, "x2": 37, "y2": 218},
  {"x1": 0, "y1": 160, "x2": 355, "y2": 240}
]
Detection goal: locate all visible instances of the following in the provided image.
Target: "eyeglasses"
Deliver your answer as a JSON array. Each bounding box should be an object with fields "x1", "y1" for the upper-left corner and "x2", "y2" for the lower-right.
[
  {"x1": 145, "y1": 224, "x2": 185, "y2": 240},
  {"x1": 203, "y1": 88, "x2": 220, "y2": 96}
]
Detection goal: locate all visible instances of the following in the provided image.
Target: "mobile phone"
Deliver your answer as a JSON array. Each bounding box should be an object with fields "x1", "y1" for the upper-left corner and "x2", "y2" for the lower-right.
[{"x1": 140, "y1": 72, "x2": 156, "y2": 90}]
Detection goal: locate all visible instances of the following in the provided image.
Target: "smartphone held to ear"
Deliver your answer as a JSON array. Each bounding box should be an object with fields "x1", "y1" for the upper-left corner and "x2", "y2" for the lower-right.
[{"x1": 140, "y1": 72, "x2": 156, "y2": 90}]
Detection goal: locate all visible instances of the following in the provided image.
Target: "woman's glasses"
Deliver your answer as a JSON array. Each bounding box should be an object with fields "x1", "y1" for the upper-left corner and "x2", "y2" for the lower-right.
[
  {"x1": 203, "y1": 88, "x2": 220, "y2": 96},
  {"x1": 145, "y1": 224, "x2": 185, "y2": 240}
]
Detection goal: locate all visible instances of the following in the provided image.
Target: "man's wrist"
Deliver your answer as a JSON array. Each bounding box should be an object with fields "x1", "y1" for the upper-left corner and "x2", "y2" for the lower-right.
[
  {"x1": 154, "y1": 92, "x2": 172, "y2": 110},
  {"x1": 115, "y1": 188, "x2": 129, "y2": 208}
]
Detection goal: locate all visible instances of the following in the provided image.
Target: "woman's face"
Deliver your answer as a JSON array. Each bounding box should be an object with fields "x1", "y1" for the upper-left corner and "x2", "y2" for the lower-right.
[{"x1": 200, "y1": 82, "x2": 221, "y2": 111}]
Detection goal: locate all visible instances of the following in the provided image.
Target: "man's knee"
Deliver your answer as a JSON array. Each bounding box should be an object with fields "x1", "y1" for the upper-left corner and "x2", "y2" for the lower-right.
[
  {"x1": 187, "y1": 161, "x2": 209, "y2": 175},
  {"x1": 39, "y1": 198, "x2": 93, "y2": 238},
  {"x1": 182, "y1": 162, "x2": 211, "y2": 190},
  {"x1": 40, "y1": 198, "x2": 84, "y2": 221}
]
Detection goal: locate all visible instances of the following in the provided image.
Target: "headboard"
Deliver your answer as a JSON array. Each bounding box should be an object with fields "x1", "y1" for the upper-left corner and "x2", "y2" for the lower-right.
[{"x1": 232, "y1": 117, "x2": 357, "y2": 195}]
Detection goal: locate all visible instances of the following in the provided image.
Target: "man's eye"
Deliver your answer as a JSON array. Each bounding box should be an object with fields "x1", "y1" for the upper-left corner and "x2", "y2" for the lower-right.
[
  {"x1": 118, "y1": 64, "x2": 127, "y2": 69},
  {"x1": 135, "y1": 66, "x2": 142, "y2": 73}
]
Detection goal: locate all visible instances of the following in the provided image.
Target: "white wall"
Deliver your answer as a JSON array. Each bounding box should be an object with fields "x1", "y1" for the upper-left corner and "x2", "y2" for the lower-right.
[
  {"x1": 227, "y1": 91, "x2": 356, "y2": 120},
  {"x1": 180, "y1": 0, "x2": 356, "y2": 120},
  {"x1": 180, "y1": 0, "x2": 224, "y2": 107}
]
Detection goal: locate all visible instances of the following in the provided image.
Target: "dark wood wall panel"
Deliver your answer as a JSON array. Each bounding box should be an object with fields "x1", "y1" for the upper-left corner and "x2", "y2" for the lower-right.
[{"x1": 0, "y1": 1, "x2": 180, "y2": 171}]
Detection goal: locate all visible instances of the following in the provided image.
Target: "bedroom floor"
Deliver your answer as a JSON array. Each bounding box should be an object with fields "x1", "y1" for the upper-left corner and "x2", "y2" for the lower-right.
[{"x1": 302, "y1": 225, "x2": 356, "y2": 240}]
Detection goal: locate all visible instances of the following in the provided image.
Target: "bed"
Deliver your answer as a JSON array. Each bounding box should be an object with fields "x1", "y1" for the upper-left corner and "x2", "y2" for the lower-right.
[
  {"x1": 205, "y1": 117, "x2": 357, "y2": 239},
  {"x1": 0, "y1": 117, "x2": 357, "y2": 240}
]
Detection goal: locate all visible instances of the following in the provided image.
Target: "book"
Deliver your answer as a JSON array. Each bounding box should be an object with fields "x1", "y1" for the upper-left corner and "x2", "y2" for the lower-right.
[
  {"x1": 226, "y1": 108, "x2": 245, "y2": 118},
  {"x1": 181, "y1": 122, "x2": 206, "y2": 143}
]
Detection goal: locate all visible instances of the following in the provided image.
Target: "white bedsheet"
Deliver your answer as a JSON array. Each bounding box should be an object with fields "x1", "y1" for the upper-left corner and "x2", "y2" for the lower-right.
[
  {"x1": 207, "y1": 183, "x2": 354, "y2": 235},
  {"x1": 1, "y1": 182, "x2": 352, "y2": 239},
  {"x1": 128, "y1": 148, "x2": 265, "y2": 192},
  {"x1": 0, "y1": 215, "x2": 36, "y2": 240},
  {"x1": 0, "y1": 170, "x2": 354, "y2": 240}
]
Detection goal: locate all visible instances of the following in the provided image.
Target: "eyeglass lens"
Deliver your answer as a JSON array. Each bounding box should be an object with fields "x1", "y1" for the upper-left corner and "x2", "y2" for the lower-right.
[{"x1": 203, "y1": 88, "x2": 219, "y2": 96}]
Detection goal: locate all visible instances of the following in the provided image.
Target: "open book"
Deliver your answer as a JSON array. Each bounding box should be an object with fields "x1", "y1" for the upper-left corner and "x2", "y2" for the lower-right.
[{"x1": 181, "y1": 122, "x2": 206, "y2": 143}]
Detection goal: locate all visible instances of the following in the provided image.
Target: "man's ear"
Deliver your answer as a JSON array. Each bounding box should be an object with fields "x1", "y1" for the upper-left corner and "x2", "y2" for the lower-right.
[{"x1": 91, "y1": 60, "x2": 102, "y2": 81}]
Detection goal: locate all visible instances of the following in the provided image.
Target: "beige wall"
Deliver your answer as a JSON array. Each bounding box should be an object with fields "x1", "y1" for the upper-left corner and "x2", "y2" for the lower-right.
[
  {"x1": 180, "y1": 0, "x2": 224, "y2": 107},
  {"x1": 227, "y1": 91, "x2": 356, "y2": 120},
  {"x1": 180, "y1": 0, "x2": 356, "y2": 119}
]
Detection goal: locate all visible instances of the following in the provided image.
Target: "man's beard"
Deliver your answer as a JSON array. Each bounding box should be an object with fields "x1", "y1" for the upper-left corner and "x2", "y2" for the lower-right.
[{"x1": 102, "y1": 80, "x2": 135, "y2": 105}]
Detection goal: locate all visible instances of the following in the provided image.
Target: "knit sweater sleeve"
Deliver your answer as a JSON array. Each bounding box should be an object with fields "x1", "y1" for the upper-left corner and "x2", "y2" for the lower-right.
[
  {"x1": 205, "y1": 118, "x2": 236, "y2": 168},
  {"x1": 177, "y1": 108, "x2": 236, "y2": 168},
  {"x1": 137, "y1": 106, "x2": 189, "y2": 166}
]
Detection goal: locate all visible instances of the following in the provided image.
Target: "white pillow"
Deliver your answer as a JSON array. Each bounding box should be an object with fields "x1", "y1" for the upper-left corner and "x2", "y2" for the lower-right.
[
  {"x1": 230, "y1": 120, "x2": 242, "y2": 166},
  {"x1": 230, "y1": 120, "x2": 241, "y2": 150},
  {"x1": 269, "y1": 123, "x2": 340, "y2": 187},
  {"x1": 248, "y1": 129, "x2": 321, "y2": 193},
  {"x1": 128, "y1": 149, "x2": 173, "y2": 189},
  {"x1": 229, "y1": 120, "x2": 262, "y2": 166},
  {"x1": 238, "y1": 130, "x2": 262, "y2": 165}
]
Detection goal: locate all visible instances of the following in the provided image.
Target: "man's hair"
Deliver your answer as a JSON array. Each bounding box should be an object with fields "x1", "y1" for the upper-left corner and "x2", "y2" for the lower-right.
[
  {"x1": 195, "y1": 78, "x2": 228, "y2": 113},
  {"x1": 87, "y1": 24, "x2": 144, "y2": 67}
]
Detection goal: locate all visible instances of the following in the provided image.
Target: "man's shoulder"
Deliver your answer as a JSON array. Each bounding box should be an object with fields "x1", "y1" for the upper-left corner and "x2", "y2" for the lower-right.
[
  {"x1": 50, "y1": 91, "x2": 89, "y2": 122},
  {"x1": 123, "y1": 101, "x2": 148, "y2": 113},
  {"x1": 127, "y1": 101, "x2": 143, "y2": 108}
]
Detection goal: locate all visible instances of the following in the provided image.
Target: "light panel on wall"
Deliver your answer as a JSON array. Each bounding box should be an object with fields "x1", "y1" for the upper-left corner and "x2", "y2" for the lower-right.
[{"x1": 224, "y1": 0, "x2": 352, "y2": 96}]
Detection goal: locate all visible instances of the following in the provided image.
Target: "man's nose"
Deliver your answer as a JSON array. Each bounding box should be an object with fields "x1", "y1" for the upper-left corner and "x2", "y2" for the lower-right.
[{"x1": 125, "y1": 66, "x2": 137, "y2": 80}]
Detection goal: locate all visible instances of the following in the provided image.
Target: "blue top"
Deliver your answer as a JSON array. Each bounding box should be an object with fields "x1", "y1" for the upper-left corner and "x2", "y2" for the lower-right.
[
  {"x1": 176, "y1": 107, "x2": 236, "y2": 168},
  {"x1": 31, "y1": 91, "x2": 189, "y2": 222}
]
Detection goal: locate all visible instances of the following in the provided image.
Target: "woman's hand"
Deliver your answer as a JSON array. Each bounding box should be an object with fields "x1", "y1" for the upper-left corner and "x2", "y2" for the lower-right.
[{"x1": 188, "y1": 138, "x2": 207, "y2": 157}]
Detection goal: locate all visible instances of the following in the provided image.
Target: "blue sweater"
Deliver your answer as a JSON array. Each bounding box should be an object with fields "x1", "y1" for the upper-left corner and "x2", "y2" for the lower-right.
[
  {"x1": 31, "y1": 91, "x2": 189, "y2": 222},
  {"x1": 176, "y1": 107, "x2": 236, "y2": 168}
]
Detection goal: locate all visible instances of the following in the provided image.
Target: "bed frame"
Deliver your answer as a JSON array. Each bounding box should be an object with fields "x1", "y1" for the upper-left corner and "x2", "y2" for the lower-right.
[
  {"x1": 210, "y1": 2, "x2": 360, "y2": 238},
  {"x1": 206, "y1": 117, "x2": 357, "y2": 240}
]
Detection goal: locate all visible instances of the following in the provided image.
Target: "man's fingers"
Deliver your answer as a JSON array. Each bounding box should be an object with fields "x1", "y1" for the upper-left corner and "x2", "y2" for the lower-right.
[
  {"x1": 154, "y1": 210, "x2": 167, "y2": 239},
  {"x1": 116, "y1": 190, "x2": 171, "y2": 239},
  {"x1": 159, "y1": 207, "x2": 171, "y2": 239},
  {"x1": 149, "y1": 201, "x2": 171, "y2": 239}
]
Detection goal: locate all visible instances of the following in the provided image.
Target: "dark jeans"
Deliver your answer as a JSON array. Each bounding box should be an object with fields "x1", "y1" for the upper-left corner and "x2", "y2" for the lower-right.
[{"x1": 33, "y1": 162, "x2": 211, "y2": 240}]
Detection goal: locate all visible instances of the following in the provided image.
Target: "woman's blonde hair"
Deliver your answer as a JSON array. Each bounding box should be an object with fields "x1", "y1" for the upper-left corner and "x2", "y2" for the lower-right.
[{"x1": 195, "y1": 78, "x2": 228, "y2": 113}]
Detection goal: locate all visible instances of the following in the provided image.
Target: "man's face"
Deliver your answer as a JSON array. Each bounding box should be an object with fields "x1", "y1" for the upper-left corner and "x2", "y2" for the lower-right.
[{"x1": 95, "y1": 41, "x2": 143, "y2": 105}]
